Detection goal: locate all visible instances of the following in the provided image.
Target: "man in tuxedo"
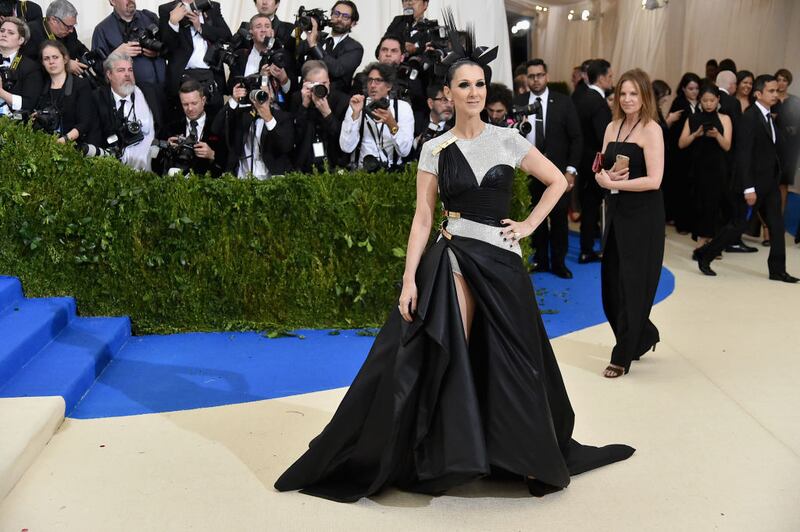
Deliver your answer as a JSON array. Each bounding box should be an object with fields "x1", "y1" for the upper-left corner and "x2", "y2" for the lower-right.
[
  {"x1": 253, "y1": 0, "x2": 295, "y2": 50},
  {"x1": 385, "y1": 0, "x2": 433, "y2": 58},
  {"x1": 696, "y1": 75, "x2": 798, "y2": 282},
  {"x1": 571, "y1": 59, "x2": 591, "y2": 105},
  {"x1": 299, "y1": 1, "x2": 363, "y2": 95},
  {"x1": 290, "y1": 60, "x2": 349, "y2": 172},
  {"x1": 22, "y1": 0, "x2": 88, "y2": 76},
  {"x1": 215, "y1": 76, "x2": 294, "y2": 178},
  {"x1": 0, "y1": 17, "x2": 43, "y2": 115},
  {"x1": 575, "y1": 58, "x2": 613, "y2": 263},
  {"x1": 92, "y1": 0, "x2": 166, "y2": 88},
  {"x1": 158, "y1": 0, "x2": 231, "y2": 115},
  {"x1": 158, "y1": 79, "x2": 224, "y2": 176},
  {"x1": 374, "y1": 33, "x2": 427, "y2": 127},
  {"x1": 0, "y1": 1, "x2": 42, "y2": 23},
  {"x1": 93, "y1": 52, "x2": 164, "y2": 171},
  {"x1": 515, "y1": 59, "x2": 582, "y2": 278}
]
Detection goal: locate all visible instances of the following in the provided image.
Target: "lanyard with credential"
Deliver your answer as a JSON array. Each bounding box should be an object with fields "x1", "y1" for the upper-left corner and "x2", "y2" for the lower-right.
[{"x1": 365, "y1": 118, "x2": 390, "y2": 163}]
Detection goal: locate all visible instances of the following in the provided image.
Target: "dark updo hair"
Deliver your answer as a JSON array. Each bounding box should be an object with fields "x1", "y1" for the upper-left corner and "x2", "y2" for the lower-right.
[
  {"x1": 652, "y1": 79, "x2": 671, "y2": 101},
  {"x1": 698, "y1": 83, "x2": 720, "y2": 99},
  {"x1": 445, "y1": 59, "x2": 484, "y2": 87}
]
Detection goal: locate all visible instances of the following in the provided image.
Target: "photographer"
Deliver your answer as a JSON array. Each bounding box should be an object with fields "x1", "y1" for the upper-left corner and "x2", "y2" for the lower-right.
[
  {"x1": 339, "y1": 62, "x2": 413, "y2": 171},
  {"x1": 216, "y1": 73, "x2": 294, "y2": 178},
  {"x1": 290, "y1": 59, "x2": 349, "y2": 172},
  {"x1": 92, "y1": 1, "x2": 166, "y2": 88},
  {"x1": 228, "y1": 14, "x2": 294, "y2": 107},
  {"x1": 157, "y1": 78, "x2": 224, "y2": 176},
  {"x1": 158, "y1": 0, "x2": 232, "y2": 115},
  {"x1": 298, "y1": 1, "x2": 363, "y2": 95},
  {"x1": 0, "y1": 17, "x2": 43, "y2": 116},
  {"x1": 515, "y1": 58, "x2": 582, "y2": 278},
  {"x1": 385, "y1": 0, "x2": 433, "y2": 57},
  {"x1": 253, "y1": 0, "x2": 295, "y2": 53},
  {"x1": 33, "y1": 40, "x2": 98, "y2": 144},
  {"x1": 410, "y1": 83, "x2": 451, "y2": 160},
  {"x1": 0, "y1": 1, "x2": 42, "y2": 23},
  {"x1": 485, "y1": 82, "x2": 512, "y2": 126},
  {"x1": 22, "y1": 0, "x2": 89, "y2": 78},
  {"x1": 93, "y1": 52, "x2": 164, "y2": 171},
  {"x1": 375, "y1": 33, "x2": 427, "y2": 128}
]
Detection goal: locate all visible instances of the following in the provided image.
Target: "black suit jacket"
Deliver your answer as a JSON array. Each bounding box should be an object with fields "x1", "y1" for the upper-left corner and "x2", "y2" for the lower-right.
[
  {"x1": 514, "y1": 90, "x2": 582, "y2": 172},
  {"x1": 159, "y1": 115, "x2": 225, "y2": 176},
  {"x1": 212, "y1": 104, "x2": 295, "y2": 175},
  {"x1": 734, "y1": 104, "x2": 781, "y2": 193},
  {"x1": 571, "y1": 81, "x2": 588, "y2": 105},
  {"x1": 35, "y1": 74, "x2": 98, "y2": 143},
  {"x1": 4, "y1": 54, "x2": 44, "y2": 112},
  {"x1": 226, "y1": 43, "x2": 296, "y2": 105},
  {"x1": 157, "y1": 1, "x2": 232, "y2": 95},
  {"x1": 93, "y1": 82, "x2": 165, "y2": 148},
  {"x1": 10, "y1": 1, "x2": 41, "y2": 22},
  {"x1": 576, "y1": 87, "x2": 612, "y2": 175},
  {"x1": 289, "y1": 89, "x2": 350, "y2": 172},
  {"x1": 22, "y1": 17, "x2": 89, "y2": 62},
  {"x1": 718, "y1": 90, "x2": 742, "y2": 124},
  {"x1": 299, "y1": 34, "x2": 363, "y2": 95}
]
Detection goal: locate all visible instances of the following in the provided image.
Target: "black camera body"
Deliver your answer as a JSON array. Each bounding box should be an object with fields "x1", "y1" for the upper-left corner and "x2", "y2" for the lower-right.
[
  {"x1": 295, "y1": 6, "x2": 330, "y2": 32},
  {"x1": 157, "y1": 133, "x2": 198, "y2": 173},
  {"x1": 417, "y1": 120, "x2": 450, "y2": 147},
  {"x1": 189, "y1": 0, "x2": 212, "y2": 13},
  {"x1": 362, "y1": 154, "x2": 390, "y2": 173},
  {"x1": 407, "y1": 19, "x2": 448, "y2": 51},
  {"x1": 0, "y1": 59, "x2": 18, "y2": 91},
  {"x1": 129, "y1": 24, "x2": 164, "y2": 53},
  {"x1": 77, "y1": 49, "x2": 108, "y2": 88},
  {"x1": 230, "y1": 22, "x2": 252, "y2": 51},
  {"x1": 510, "y1": 103, "x2": 538, "y2": 137},
  {"x1": 32, "y1": 106, "x2": 62, "y2": 134},
  {"x1": 117, "y1": 119, "x2": 145, "y2": 149},
  {"x1": 261, "y1": 47, "x2": 291, "y2": 71},
  {"x1": 365, "y1": 97, "x2": 391, "y2": 121},
  {"x1": 204, "y1": 42, "x2": 239, "y2": 70}
]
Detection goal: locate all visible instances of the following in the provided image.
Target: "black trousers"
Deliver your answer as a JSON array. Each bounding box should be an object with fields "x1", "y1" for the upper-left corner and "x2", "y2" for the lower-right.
[
  {"x1": 529, "y1": 177, "x2": 569, "y2": 267},
  {"x1": 702, "y1": 186, "x2": 786, "y2": 275},
  {"x1": 578, "y1": 174, "x2": 604, "y2": 254}
]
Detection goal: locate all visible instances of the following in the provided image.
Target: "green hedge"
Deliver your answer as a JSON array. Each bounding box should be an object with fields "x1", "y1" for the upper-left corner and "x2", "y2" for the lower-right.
[{"x1": 0, "y1": 119, "x2": 532, "y2": 334}]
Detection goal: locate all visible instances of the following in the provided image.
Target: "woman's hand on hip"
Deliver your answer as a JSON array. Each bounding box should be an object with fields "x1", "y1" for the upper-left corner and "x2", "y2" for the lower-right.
[{"x1": 499, "y1": 219, "x2": 534, "y2": 242}]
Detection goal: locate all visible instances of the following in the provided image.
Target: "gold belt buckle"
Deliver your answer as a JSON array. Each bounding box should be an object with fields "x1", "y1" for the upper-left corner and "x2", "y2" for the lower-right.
[{"x1": 443, "y1": 210, "x2": 461, "y2": 219}]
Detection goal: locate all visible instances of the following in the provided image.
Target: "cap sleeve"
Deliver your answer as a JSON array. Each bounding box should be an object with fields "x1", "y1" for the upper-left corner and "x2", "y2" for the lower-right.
[
  {"x1": 417, "y1": 137, "x2": 439, "y2": 176},
  {"x1": 505, "y1": 127, "x2": 534, "y2": 168}
]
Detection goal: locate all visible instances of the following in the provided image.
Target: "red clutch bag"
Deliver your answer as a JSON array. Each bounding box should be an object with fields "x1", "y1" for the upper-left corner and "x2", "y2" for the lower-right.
[{"x1": 591, "y1": 152, "x2": 604, "y2": 174}]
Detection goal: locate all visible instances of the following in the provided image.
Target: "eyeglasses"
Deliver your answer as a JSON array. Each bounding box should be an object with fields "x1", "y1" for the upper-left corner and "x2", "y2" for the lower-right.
[
  {"x1": 330, "y1": 9, "x2": 352, "y2": 20},
  {"x1": 527, "y1": 72, "x2": 546, "y2": 79},
  {"x1": 54, "y1": 16, "x2": 76, "y2": 32},
  {"x1": 367, "y1": 77, "x2": 386, "y2": 85}
]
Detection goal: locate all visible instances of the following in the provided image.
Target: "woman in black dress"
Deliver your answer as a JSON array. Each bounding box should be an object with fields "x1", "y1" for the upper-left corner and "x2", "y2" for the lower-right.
[
  {"x1": 275, "y1": 43, "x2": 634, "y2": 502},
  {"x1": 735, "y1": 70, "x2": 754, "y2": 113},
  {"x1": 666, "y1": 72, "x2": 701, "y2": 234},
  {"x1": 678, "y1": 84, "x2": 732, "y2": 249},
  {"x1": 35, "y1": 40, "x2": 98, "y2": 144},
  {"x1": 594, "y1": 69, "x2": 665, "y2": 378}
]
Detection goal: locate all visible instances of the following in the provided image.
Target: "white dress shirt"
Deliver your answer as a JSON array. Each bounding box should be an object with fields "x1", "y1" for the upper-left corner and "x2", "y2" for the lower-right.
[
  {"x1": 588, "y1": 84, "x2": 605, "y2": 99},
  {"x1": 237, "y1": 115, "x2": 278, "y2": 180},
  {"x1": 185, "y1": 113, "x2": 206, "y2": 139},
  {"x1": 0, "y1": 51, "x2": 23, "y2": 113},
  {"x1": 339, "y1": 98, "x2": 414, "y2": 168},
  {"x1": 112, "y1": 87, "x2": 155, "y2": 171},
  {"x1": 169, "y1": 3, "x2": 209, "y2": 69}
]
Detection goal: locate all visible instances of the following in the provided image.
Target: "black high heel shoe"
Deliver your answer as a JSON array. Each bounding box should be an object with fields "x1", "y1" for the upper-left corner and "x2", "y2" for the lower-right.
[{"x1": 526, "y1": 477, "x2": 563, "y2": 497}]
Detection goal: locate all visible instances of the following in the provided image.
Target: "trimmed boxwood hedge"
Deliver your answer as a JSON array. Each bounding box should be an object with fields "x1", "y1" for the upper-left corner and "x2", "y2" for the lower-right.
[{"x1": 0, "y1": 119, "x2": 532, "y2": 334}]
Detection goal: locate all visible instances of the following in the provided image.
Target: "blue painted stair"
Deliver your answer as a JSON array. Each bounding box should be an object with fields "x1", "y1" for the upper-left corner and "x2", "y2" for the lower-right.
[{"x1": 0, "y1": 275, "x2": 131, "y2": 415}]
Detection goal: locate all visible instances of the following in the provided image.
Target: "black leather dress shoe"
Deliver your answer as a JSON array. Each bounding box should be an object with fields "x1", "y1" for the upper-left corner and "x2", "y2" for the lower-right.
[
  {"x1": 697, "y1": 258, "x2": 716, "y2": 276},
  {"x1": 578, "y1": 251, "x2": 601, "y2": 264},
  {"x1": 551, "y1": 265, "x2": 573, "y2": 279},
  {"x1": 529, "y1": 261, "x2": 549, "y2": 273},
  {"x1": 768, "y1": 272, "x2": 799, "y2": 283},
  {"x1": 725, "y1": 242, "x2": 758, "y2": 253}
]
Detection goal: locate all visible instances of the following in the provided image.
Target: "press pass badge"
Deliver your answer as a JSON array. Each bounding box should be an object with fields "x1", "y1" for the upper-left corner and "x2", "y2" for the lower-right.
[{"x1": 313, "y1": 141, "x2": 325, "y2": 158}]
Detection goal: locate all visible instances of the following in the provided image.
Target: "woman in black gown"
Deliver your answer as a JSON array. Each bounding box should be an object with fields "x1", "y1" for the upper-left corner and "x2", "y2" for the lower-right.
[
  {"x1": 666, "y1": 73, "x2": 701, "y2": 233},
  {"x1": 594, "y1": 69, "x2": 665, "y2": 378},
  {"x1": 274, "y1": 53, "x2": 635, "y2": 501},
  {"x1": 678, "y1": 84, "x2": 732, "y2": 249}
]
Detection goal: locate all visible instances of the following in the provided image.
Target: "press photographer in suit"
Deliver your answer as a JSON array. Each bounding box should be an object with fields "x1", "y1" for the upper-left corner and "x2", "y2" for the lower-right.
[
  {"x1": 0, "y1": 17, "x2": 43, "y2": 115},
  {"x1": 22, "y1": 0, "x2": 89, "y2": 78},
  {"x1": 216, "y1": 72, "x2": 294, "y2": 178},
  {"x1": 696, "y1": 75, "x2": 798, "y2": 282},
  {"x1": 515, "y1": 59, "x2": 582, "y2": 278},
  {"x1": 158, "y1": 0, "x2": 231, "y2": 113},
  {"x1": 157, "y1": 79, "x2": 224, "y2": 176},
  {"x1": 290, "y1": 59, "x2": 349, "y2": 172},
  {"x1": 93, "y1": 52, "x2": 164, "y2": 171},
  {"x1": 252, "y1": 0, "x2": 296, "y2": 55}
]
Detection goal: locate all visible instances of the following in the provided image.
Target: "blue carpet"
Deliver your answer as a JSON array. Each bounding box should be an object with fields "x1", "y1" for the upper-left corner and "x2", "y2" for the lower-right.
[
  {"x1": 69, "y1": 233, "x2": 675, "y2": 419},
  {"x1": 786, "y1": 192, "x2": 800, "y2": 237}
]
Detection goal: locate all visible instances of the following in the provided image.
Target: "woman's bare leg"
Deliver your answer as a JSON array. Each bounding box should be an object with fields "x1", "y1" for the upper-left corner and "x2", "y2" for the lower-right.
[{"x1": 453, "y1": 273, "x2": 475, "y2": 343}]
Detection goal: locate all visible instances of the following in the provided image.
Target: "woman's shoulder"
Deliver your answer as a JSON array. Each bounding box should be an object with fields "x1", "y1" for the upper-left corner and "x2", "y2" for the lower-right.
[{"x1": 420, "y1": 130, "x2": 455, "y2": 158}]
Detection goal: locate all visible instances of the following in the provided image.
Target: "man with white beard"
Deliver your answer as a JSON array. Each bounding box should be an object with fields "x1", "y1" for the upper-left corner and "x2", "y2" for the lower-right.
[{"x1": 92, "y1": 52, "x2": 164, "y2": 171}]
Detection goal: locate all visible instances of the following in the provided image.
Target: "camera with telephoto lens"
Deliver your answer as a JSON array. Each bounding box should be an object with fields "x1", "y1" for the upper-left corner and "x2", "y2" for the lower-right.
[
  {"x1": 510, "y1": 103, "x2": 538, "y2": 137},
  {"x1": 407, "y1": 19, "x2": 448, "y2": 52},
  {"x1": 203, "y1": 42, "x2": 239, "y2": 70},
  {"x1": 128, "y1": 24, "x2": 164, "y2": 53},
  {"x1": 309, "y1": 82, "x2": 328, "y2": 99},
  {"x1": 365, "y1": 97, "x2": 390, "y2": 121},
  {"x1": 0, "y1": 0, "x2": 14, "y2": 16},
  {"x1": 361, "y1": 154, "x2": 390, "y2": 173},
  {"x1": 509, "y1": 120, "x2": 532, "y2": 136},
  {"x1": 31, "y1": 106, "x2": 61, "y2": 134},
  {"x1": 295, "y1": 6, "x2": 330, "y2": 32},
  {"x1": 77, "y1": 49, "x2": 107, "y2": 88},
  {"x1": 249, "y1": 89, "x2": 269, "y2": 105}
]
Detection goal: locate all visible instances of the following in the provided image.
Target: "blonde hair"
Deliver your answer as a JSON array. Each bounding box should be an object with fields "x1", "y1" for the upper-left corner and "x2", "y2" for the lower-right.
[{"x1": 612, "y1": 68, "x2": 658, "y2": 125}]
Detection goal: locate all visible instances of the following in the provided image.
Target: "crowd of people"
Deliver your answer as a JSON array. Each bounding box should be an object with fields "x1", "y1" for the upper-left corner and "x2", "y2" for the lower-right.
[{"x1": 1, "y1": 1, "x2": 798, "y2": 282}]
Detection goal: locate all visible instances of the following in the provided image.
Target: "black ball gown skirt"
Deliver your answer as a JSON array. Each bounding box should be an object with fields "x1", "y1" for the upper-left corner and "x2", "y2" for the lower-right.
[{"x1": 275, "y1": 233, "x2": 635, "y2": 502}]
